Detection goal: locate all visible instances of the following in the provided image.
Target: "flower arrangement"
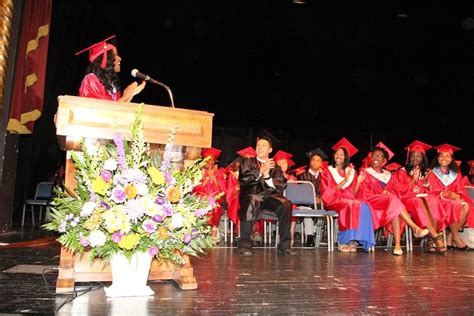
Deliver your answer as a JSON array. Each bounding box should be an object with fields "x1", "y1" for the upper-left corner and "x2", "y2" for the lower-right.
[{"x1": 44, "y1": 105, "x2": 215, "y2": 266}]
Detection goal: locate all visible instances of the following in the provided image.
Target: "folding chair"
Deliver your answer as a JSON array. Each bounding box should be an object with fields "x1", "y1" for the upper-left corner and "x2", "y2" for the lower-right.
[
  {"x1": 22, "y1": 182, "x2": 54, "y2": 227},
  {"x1": 284, "y1": 181, "x2": 338, "y2": 252}
]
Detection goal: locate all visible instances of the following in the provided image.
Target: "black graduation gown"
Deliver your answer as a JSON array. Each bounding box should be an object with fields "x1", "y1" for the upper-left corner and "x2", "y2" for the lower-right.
[{"x1": 238, "y1": 157, "x2": 288, "y2": 221}]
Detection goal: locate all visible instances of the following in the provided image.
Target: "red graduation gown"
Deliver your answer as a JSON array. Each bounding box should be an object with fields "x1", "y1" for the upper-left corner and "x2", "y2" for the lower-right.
[
  {"x1": 427, "y1": 169, "x2": 473, "y2": 227},
  {"x1": 193, "y1": 167, "x2": 227, "y2": 226},
  {"x1": 356, "y1": 167, "x2": 405, "y2": 233},
  {"x1": 392, "y1": 168, "x2": 447, "y2": 231},
  {"x1": 79, "y1": 73, "x2": 120, "y2": 101},
  {"x1": 321, "y1": 166, "x2": 361, "y2": 231}
]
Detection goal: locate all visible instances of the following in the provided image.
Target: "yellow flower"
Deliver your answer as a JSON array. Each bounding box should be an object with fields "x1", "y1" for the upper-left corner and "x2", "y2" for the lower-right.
[
  {"x1": 148, "y1": 167, "x2": 165, "y2": 185},
  {"x1": 118, "y1": 233, "x2": 140, "y2": 250},
  {"x1": 167, "y1": 186, "x2": 181, "y2": 203},
  {"x1": 91, "y1": 177, "x2": 110, "y2": 195},
  {"x1": 124, "y1": 184, "x2": 137, "y2": 199},
  {"x1": 158, "y1": 227, "x2": 169, "y2": 240},
  {"x1": 83, "y1": 208, "x2": 104, "y2": 230}
]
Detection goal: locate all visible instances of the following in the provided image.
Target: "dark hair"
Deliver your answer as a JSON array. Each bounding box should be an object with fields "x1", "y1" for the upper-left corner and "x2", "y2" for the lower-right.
[
  {"x1": 84, "y1": 50, "x2": 121, "y2": 96},
  {"x1": 372, "y1": 147, "x2": 388, "y2": 160},
  {"x1": 430, "y1": 153, "x2": 459, "y2": 172},
  {"x1": 330, "y1": 147, "x2": 350, "y2": 169},
  {"x1": 257, "y1": 136, "x2": 272, "y2": 147},
  {"x1": 405, "y1": 151, "x2": 429, "y2": 177}
]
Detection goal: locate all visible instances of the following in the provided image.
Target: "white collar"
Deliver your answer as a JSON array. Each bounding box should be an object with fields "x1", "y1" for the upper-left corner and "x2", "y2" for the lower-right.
[
  {"x1": 309, "y1": 169, "x2": 320, "y2": 177},
  {"x1": 365, "y1": 167, "x2": 391, "y2": 184},
  {"x1": 328, "y1": 165, "x2": 354, "y2": 189},
  {"x1": 432, "y1": 167, "x2": 457, "y2": 187}
]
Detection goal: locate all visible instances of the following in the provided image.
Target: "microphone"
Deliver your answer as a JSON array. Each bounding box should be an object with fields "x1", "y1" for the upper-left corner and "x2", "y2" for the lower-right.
[{"x1": 131, "y1": 69, "x2": 175, "y2": 107}]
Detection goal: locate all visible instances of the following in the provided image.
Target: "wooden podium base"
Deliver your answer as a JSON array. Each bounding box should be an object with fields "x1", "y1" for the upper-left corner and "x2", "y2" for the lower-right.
[{"x1": 55, "y1": 247, "x2": 197, "y2": 293}]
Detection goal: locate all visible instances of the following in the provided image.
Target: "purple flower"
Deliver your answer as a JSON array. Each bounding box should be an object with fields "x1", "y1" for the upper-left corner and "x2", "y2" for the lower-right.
[
  {"x1": 209, "y1": 196, "x2": 216, "y2": 208},
  {"x1": 79, "y1": 234, "x2": 90, "y2": 247},
  {"x1": 183, "y1": 234, "x2": 192, "y2": 244},
  {"x1": 112, "y1": 231, "x2": 123, "y2": 243},
  {"x1": 193, "y1": 208, "x2": 208, "y2": 217},
  {"x1": 148, "y1": 246, "x2": 158, "y2": 256},
  {"x1": 99, "y1": 201, "x2": 110, "y2": 210},
  {"x1": 163, "y1": 204, "x2": 173, "y2": 217},
  {"x1": 164, "y1": 172, "x2": 175, "y2": 184},
  {"x1": 155, "y1": 197, "x2": 165, "y2": 205},
  {"x1": 142, "y1": 220, "x2": 157, "y2": 233},
  {"x1": 152, "y1": 214, "x2": 164, "y2": 223},
  {"x1": 113, "y1": 132, "x2": 126, "y2": 169},
  {"x1": 191, "y1": 228, "x2": 199, "y2": 239},
  {"x1": 111, "y1": 187, "x2": 126, "y2": 203},
  {"x1": 100, "y1": 170, "x2": 112, "y2": 182}
]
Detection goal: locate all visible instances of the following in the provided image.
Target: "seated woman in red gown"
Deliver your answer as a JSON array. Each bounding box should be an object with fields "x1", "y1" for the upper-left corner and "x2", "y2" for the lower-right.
[
  {"x1": 426, "y1": 144, "x2": 473, "y2": 250},
  {"x1": 356, "y1": 145, "x2": 429, "y2": 255},
  {"x1": 321, "y1": 138, "x2": 375, "y2": 252},
  {"x1": 392, "y1": 140, "x2": 447, "y2": 253}
]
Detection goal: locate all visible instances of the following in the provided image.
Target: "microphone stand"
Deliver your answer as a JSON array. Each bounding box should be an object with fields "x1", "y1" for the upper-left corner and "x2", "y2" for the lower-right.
[{"x1": 150, "y1": 79, "x2": 174, "y2": 108}]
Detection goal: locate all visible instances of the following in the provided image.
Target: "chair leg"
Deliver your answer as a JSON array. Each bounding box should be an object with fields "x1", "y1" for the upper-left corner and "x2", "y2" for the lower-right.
[
  {"x1": 300, "y1": 221, "x2": 304, "y2": 246},
  {"x1": 31, "y1": 206, "x2": 35, "y2": 227},
  {"x1": 224, "y1": 214, "x2": 228, "y2": 244},
  {"x1": 387, "y1": 233, "x2": 393, "y2": 249},
  {"x1": 230, "y1": 221, "x2": 234, "y2": 246},
  {"x1": 22, "y1": 204, "x2": 26, "y2": 227},
  {"x1": 275, "y1": 222, "x2": 279, "y2": 248},
  {"x1": 39, "y1": 206, "x2": 43, "y2": 225},
  {"x1": 263, "y1": 221, "x2": 267, "y2": 246}
]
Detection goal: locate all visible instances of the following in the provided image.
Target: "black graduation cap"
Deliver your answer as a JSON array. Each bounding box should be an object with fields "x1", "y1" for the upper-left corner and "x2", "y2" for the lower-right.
[
  {"x1": 256, "y1": 129, "x2": 280, "y2": 148},
  {"x1": 306, "y1": 147, "x2": 328, "y2": 160}
]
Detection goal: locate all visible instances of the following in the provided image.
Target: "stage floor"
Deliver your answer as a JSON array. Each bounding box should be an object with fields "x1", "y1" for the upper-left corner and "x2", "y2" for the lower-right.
[{"x1": 0, "y1": 238, "x2": 473, "y2": 315}]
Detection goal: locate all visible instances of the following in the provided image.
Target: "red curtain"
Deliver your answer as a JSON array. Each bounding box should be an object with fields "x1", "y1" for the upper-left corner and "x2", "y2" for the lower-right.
[{"x1": 7, "y1": 0, "x2": 52, "y2": 134}]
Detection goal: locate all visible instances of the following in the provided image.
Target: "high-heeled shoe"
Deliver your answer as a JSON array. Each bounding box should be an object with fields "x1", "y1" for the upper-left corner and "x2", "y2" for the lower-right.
[{"x1": 414, "y1": 227, "x2": 429, "y2": 238}]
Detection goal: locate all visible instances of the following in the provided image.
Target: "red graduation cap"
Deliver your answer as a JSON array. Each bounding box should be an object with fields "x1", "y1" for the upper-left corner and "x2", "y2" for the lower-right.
[
  {"x1": 434, "y1": 143, "x2": 461, "y2": 156},
  {"x1": 385, "y1": 162, "x2": 401, "y2": 172},
  {"x1": 293, "y1": 166, "x2": 307, "y2": 177},
  {"x1": 201, "y1": 147, "x2": 222, "y2": 160},
  {"x1": 75, "y1": 35, "x2": 116, "y2": 69},
  {"x1": 332, "y1": 137, "x2": 358, "y2": 158},
  {"x1": 404, "y1": 140, "x2": 432, "y2": 154},
  {"x1": 236, "y1": 146, "x2": 256, "y2": 158},
  {"x1": 375, "y1": 141, "x2": 394, "y2": 161},
  {"x1": 273, "y1": 150, "x2": 295, "y2": 167},
  {"x1": 468, "y1": 160, "x2": 474, "y2": 168}
]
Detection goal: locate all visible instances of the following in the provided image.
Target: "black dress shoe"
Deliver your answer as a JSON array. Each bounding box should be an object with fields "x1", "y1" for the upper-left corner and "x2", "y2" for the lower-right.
[
  {"x1": 305, "y1": 235, "x2": 315, "y2": 247},
  {"x1": 239, "y1": 249, "x2": 253, "y2": 256},
  {"x1": 277, "y1": 248, "x2": 297, "y2": 256}
]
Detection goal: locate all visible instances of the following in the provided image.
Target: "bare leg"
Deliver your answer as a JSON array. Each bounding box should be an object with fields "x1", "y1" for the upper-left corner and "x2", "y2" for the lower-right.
[
  {"x1": 399, "y1": 209, "x2": 429, "y2": 237},
  {"x1": 392, "y1": 216, "x2": 401, "y2": 248},
  {"x1": 290, "y1": 221, "x2": 296, "y2": 247},
  {"x1": 449, "y1": 204, "x2": 469, "y2": 248}
]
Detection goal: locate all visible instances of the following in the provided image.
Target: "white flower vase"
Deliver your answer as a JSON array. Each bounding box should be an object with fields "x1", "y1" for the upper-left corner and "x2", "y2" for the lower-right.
[{"x1": 104, "y1": 252, "x2": 155, "y2": 297}]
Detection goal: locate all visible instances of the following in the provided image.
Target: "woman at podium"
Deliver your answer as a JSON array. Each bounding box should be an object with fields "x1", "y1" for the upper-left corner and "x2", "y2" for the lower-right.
[{"x1": 76, "y1": 35, "x2": 146, "y2": 102}]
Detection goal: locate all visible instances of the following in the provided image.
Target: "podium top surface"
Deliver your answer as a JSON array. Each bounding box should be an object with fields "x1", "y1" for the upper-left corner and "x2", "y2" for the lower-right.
[{"x1": 55, "y1": 95, "x2": 213, "y2": 148}]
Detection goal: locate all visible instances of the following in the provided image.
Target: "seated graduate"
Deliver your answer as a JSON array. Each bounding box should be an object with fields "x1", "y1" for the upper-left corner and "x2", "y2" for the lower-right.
[
  {"x1": 238, "y1": 133, "x2": 294, "y2": 256},
  {"x1": 320, "y1": 137, "x2": 375, "y2": 252}
]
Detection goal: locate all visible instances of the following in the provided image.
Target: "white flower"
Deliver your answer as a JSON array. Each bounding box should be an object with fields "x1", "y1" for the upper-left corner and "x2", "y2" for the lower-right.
[
  {"x1": 171, "y1": 212, "x2": 184, "y2": 229},
  {"x1": 88, "y1": 230, "x2": 106, "y2": 247},
  {"x1": 80, "y1": 202, "x2": 96, "y2": 217},
  {"x1": 135, "y1": 182, "x2": 149, "y2": 196},
  {"x1": 104, "y1": 159, "x2": 118, "y2": 171}
]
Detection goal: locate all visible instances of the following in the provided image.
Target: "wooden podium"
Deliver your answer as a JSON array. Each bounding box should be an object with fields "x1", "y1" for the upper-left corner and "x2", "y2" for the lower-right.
[{"x1": 54, "y1": 95, "x2": 214, "y2": 293}]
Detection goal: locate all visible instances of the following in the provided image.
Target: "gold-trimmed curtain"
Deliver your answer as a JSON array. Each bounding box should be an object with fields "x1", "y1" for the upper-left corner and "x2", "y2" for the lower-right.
[{"x1": 7, "y1": 0, "x2": 52, "y2": 134}]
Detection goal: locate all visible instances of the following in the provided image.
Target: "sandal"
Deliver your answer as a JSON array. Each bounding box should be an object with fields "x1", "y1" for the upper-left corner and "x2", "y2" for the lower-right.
[
  {"x1": 393, "y1": 246, "x2": 403, "y2": 256},
  {"x1": 414, "y1": 227, "x2": 429, "y2": 238},
  {"x1": 338, "y1": 244, "x2": 352, "y2": 252},
  {"x1": 349, "y1": 241, "x2": 358, "y2": 252}
]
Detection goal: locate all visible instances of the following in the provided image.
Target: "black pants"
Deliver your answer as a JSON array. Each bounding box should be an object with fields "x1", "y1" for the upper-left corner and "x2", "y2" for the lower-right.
[{"x1": 239, "y1": 196, "x2": 292, "y2": 251}]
